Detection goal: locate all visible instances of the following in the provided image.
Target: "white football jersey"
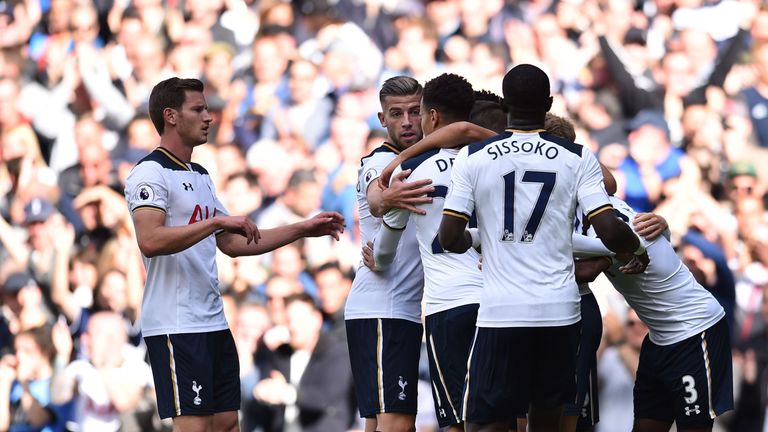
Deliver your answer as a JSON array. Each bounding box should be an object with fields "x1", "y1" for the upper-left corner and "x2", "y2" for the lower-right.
[
  {"x1": 444, "y1": 130, "x2": 612, "y2": 327},
  {"x1": 124, "y1": 147, "x2": 229, "y2": 337},
  {"x1": 344, "y1": 144, "x2": 424, "y2": 323},
  {"x1": 382, "y1": 148, "x2": 482, "y2": 316},
  {"x1": 594, "y1": 197, "x2": 724, "y2": 345}
]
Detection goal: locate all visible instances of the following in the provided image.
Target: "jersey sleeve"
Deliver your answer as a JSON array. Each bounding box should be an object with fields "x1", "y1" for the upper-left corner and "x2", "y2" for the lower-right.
[
  {"x1": 359, "y1": 152, "x2": 395, "y2": 195},
  {"x1": 373, "y1": 224, "x2": 404, "y2": 271},
  {"x1": 124, "y1": 162, "x2": 169, "y2": 214},
  {"x1": 443, "y1": 146, "x2": 474, "y2": 221},
  {"x1": 382, "y1": 165, "x2": 411, "y2": 230},
  {"x1": 610, "y1": 196, "x2": 652, "y2": 248},
  {"x1": 572, "y1": 233, "x2": 613, "y2": 257},
  {"x1": 577, "y1": 149, "x2": 612, "y2": 220}
]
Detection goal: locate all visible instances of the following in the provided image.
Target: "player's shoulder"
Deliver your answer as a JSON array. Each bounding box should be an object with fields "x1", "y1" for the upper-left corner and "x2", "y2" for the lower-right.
[
  {"x1": 133, "y1": 147, "x2": 189, "y2": 173},
  {"x1": 538, "y1": 132, "x2": 584, "y2": 158},
  {"x1": 189, "y1": 162, "x2": 209, "y2": 175},
  {"x1": 360, "y1": 142, "x2": 400, "y2": 167},
  {"x1": 400, "y1": 148, "x2": 441, "y2": 174},
  {"x1": 466, "y1": 131, "x2": 513, "y2": 156}
]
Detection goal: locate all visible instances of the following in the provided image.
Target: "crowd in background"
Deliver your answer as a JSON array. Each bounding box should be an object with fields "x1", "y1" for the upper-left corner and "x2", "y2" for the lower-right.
[{"x1": 0, "y1": 0, "x2": 767, "y2": 430}]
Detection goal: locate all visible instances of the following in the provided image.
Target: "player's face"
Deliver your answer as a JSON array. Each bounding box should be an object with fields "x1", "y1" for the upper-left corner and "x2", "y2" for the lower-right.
[
  {"x1": 378, "y1": 94, "x2": 423, "y2": 148},
  {"x1": 420, "y1": 99, "x2": 436, "y2": 137},
  {"x1": 175, "y1": 91, "x2": 212, "y2": 146}
]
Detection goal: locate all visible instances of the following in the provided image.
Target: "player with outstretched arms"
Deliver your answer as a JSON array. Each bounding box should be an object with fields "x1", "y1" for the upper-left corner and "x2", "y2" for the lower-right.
[{"x1": 124, "y1": 77, "x2": 344, "y2": 432}]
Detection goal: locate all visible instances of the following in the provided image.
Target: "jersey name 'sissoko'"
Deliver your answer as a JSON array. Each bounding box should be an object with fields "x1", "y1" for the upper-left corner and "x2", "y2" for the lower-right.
[{"x1": 486, "y1": 139, "x2": 560, "y2": 160}]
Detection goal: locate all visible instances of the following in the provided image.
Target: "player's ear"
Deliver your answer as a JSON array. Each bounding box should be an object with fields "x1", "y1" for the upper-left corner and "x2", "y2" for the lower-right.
[
  {"x1": 377, "y1": 111, "x2": 386, "y2": 127},
  {"x1": 164, "y1": 107, "x2": 177, "y2": 127},
  {"x1": 430, "y1": 108, "x2": 439, "y2": 129},
  {"x1": 544, "y1": 96, "x2": 553, "y2": 112}
]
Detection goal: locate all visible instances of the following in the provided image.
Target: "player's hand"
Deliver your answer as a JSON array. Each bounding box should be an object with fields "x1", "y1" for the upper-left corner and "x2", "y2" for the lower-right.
[
  {"x1": 378, "y1": 156, "x2": 405, "y2": 189},
  {"x1": 633, "y1": 213, "x2": 668, "y2": 241},
  {"x1": 302, "y1": 212, "x2": 345, "y2": 240},
  {"x1": 382, "y1": 170, "x2": 433, "y2": 215},
  {"x1": 617, "y1": 251, "x2": 649, "y2": 274},
  {"x1": 216, "y1": 216, "x2": 261, "y2": 244},
  {"x1": 362, "y1": 241, "x2": 376, "y2": 271}
]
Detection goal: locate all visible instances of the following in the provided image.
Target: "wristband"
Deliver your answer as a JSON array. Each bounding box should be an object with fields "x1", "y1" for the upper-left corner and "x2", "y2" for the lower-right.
[
  {"x1": 467, "y1": 228, "x2": 481, "y2": 249},
  {"x1": 634, "y1": 242, "x2": 646, "y2": 256}
]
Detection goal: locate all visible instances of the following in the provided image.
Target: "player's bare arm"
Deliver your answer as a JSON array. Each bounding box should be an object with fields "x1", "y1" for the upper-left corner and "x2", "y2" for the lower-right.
[
  {"x1": 588, "y1": 210, "x2": 642, "y2": 254},
  {"x1": 600, "y1": 162, "x2": 618, "y2": 196},
  {"x1": 575, "y1": 256, "x2": 613, "y2": 283},
  {"x1": 217, "y1": 211, "x2": 344, "y2": 257},
  {"x1": 633, "y1": 213, "x2": 669, "y2": 240},
  {"x1": 379, "y1": 122, "x2": 496, "y2": 188},
  {"x1": 367, "y1": 169, "x2": 433, "y2": 217},
  {"x1": 438, "y1": 213, "x2": 473, "y2": 254},
  {"x1": 132, "y1": 208, "x2": 259, "y2": 257}
]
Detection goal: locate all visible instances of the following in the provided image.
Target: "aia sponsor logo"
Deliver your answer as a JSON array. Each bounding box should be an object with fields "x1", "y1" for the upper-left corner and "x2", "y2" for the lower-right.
[{"x1": 188, "y1": 204, "x2": 218, "y2": 224}]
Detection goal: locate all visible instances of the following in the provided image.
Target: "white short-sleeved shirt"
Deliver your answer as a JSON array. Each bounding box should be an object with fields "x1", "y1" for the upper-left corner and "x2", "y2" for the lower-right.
[
  {"x1": 443, "y1": 130, "x2": 611, "y2": 327},
  {"x1": 344, "y1": 143, "x2": 424, "y2": 323},
  {"x1": 383, "y1": 148, "x2": 482, "y2": 316},
  {"x1": 124, "y1": 147, "x2": 229, "y2": 337},
  {"x1": 594, "y1": 197, "x2": 725, "y2": 345}
]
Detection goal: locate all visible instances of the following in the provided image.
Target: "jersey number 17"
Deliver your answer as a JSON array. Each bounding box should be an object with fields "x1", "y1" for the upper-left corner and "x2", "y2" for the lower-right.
[{"x1": 502, "y1": 170, "x2": 556, "y2": 243}]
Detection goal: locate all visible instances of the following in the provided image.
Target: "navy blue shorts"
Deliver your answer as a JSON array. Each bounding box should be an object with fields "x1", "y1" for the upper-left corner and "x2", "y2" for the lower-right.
[
  {"x1": 346, "y1": 318, "x2": 423, "y2": 417},
  {"x1": 463, "y1": 322, "x2": 581, "y2": 425},
  {"x1": 425, "y1": 303, "x2": 479, "y2": 427},
  {"x1": 634, "y1": 317, "x2": 733, "y2": 428},
  {"x1": 564, "y1": 293, "x2": 602, "y2": 430},
  {"x1": 145, "y1": 329, "x2": 240, "y2": 419}
]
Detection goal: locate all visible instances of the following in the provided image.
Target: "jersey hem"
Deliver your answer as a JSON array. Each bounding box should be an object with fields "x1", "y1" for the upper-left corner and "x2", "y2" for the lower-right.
[
  {"x1": 343, "y1": 313, "x2": 422, "y2": 324},
  {"x1": 141, "y1": 322, "x2": 230, "y2": 337},
  {"x1": 425, "y1": 298, "x2": 481, "y2": 316},
  {"x1": 647, "y1": 310, "x2": 725, "y2": 346},
  {"x1": 476, "y1": 314, "x2": 581, "y2": 328}
]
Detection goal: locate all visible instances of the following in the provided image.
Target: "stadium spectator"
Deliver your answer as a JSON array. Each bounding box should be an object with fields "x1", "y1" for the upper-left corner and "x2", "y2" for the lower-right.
[
  {"x1": 2, "y1": 0, "x2": 768, "y2": 429},
  {"x1": 254, "y1": 293, "x2": 355, "y2": 432},
  {"x1": 0, "y1": 325, "x2": 63, "y2": 432},
  {"x1": 51, "y1": 311, "x2": 152, "y2": 432}
]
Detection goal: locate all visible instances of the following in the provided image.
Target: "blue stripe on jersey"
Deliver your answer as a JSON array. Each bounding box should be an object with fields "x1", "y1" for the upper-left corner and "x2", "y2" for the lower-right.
[
  {"x1": 467, "y1": 132, "x2": 513, "y2": 156},
  {"x1": 538, "y1": 132, "x2": 583, "y2": 157},
  {"x1": 190, "y1": 162, "x2": 209, "y2": 175},
  {"x1": 400, "y1": 149, "x2": 440, "y2": 173},
  {"x1": 359, "y1": 143, "x2": 401, "y2": 166},
  {"x1": 428, "y1": 185, "x2": 448, "y2": 198},
  {"x1": 137, "y1": 149, "x2": 190, "y2": 172}
]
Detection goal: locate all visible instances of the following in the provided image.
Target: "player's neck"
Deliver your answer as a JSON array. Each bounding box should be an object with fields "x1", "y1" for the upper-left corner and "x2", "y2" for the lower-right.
[
  {"x1": 159, "y1": 136, "x2": 194, "y2": 163},
  {"x1": 506, "y1": 112, "x2": 545, "y2": 131}
]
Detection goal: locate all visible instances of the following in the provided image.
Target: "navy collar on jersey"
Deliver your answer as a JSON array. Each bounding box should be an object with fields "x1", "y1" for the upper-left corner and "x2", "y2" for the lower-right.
[
  {"x1": 382, "y1": 142, "x2": 402, "y2": 154},
  {"x1": 506, "y1": 128, "x2": 546, "y2": 134},
  {"x1": 156, "y1": 147, "x2": 191, "y2": 171}
]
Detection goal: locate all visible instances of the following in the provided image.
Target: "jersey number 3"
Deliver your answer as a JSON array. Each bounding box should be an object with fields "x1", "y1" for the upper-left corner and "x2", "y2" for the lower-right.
[{"x1": 502, "y1": 170, "x2": 556, "y2": 243}]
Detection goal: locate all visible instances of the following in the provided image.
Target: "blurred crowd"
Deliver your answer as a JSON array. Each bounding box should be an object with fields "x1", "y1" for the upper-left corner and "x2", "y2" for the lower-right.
[{"x1": 0, "y1": 0, "x2": 767, "y2": 430}]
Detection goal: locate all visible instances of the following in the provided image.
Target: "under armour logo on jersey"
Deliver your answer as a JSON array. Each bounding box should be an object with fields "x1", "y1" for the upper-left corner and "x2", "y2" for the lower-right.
[
  {"x1": 182, "y1": 183, "x2": 194, "y2": 191},
  {"x1": 684, "y1": 405, "x2": 700, "y2": 416},
  {"x1": 192, "y1": 381, "x2": 202, "y2": 406},
  {"x1": 398, "y1": 376, "x2": 408, "y2": 400}
]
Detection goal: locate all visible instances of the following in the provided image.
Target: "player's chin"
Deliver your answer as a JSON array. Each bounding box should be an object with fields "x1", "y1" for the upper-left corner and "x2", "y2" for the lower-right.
[{"x1": 398, "y1": 133, "x2": 419, "y2": 146}]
